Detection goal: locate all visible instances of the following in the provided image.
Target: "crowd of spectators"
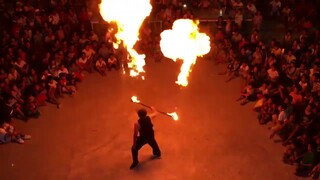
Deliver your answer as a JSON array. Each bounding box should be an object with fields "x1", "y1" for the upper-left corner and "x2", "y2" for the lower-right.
[
  {"x1": 1, "y1": 0, "x2": 320, "y2": 178},
  {"x1": 188, "y1": 0, "x2": 320, "y2": 178},
  {"x1": 0, "y1": 0, "x2": 122, "y2": 144}
]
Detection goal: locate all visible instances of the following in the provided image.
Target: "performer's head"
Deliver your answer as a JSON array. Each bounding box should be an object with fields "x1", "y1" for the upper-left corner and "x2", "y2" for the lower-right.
[{"x1": 137, "y1": 108, "x2": 147, "y2": 118}]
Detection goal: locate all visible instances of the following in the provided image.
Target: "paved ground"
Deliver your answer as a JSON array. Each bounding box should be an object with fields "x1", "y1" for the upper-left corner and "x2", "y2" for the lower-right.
[{"x1": 0, "y1": 52, "x2": 300, "y2": 179}]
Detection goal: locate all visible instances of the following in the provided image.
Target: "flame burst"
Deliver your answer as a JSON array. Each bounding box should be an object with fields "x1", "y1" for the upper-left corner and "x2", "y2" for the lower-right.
[
  {"x1": 99, "y1": 0, "x2": 152, "y2": 78},
  {"x1": 160, "y1": 19, "x2": 211, "y2": 86}
]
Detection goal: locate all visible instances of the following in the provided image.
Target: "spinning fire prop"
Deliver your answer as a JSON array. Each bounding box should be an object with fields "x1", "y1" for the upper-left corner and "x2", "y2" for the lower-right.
[{"x1": 131, "y1": 96, "x2": 179, "y2": 121}]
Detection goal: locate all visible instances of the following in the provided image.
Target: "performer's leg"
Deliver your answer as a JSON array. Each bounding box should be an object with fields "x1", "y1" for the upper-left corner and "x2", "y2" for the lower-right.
[
  {"x1": 131, "y1": 137, "x2": 146, "y2": 169},
  {"x1": 148, "y1": 137, "x2": 161, "y2": 157}
]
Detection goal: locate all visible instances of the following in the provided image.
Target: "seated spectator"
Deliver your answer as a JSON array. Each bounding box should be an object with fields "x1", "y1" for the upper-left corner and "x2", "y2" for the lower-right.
[
  {"x1": 284, "y1": 50, "x2": 296, "y2": 64},
  {"x1": 253, "y1": 11, "x2": 263, "y2": 30},
  {"x1": 267, "y1": 65, "x2": 279, "y2": 83},
  {"x1": 310, "y1": 74, "x2": 320, "y2": 93},
  {"x1": 98, "y1": 43, "x2": 111, "y2": 59},
  {"x1": 250, "y1": 30, "x2": 260, "y2": 46},
  {"x1": 257, "y1": 96, "x2": 277, "y2": 124},
  {"x1": 47, "y1": 77, "x2": 60, "y2": 108},
  {"x1": 283, "y1": 62, "x2": 296, "y2": 82},
  {"x1": 0, "y1": 122, "x2": 31, "y2": 144},
  {"x1": 231, "y1": 0, "x2": 244, "y2": 10},
  {"x1": 24, "y1": 96, "x2": 40, "y2": 118},
  {"x1": 269, "y1": 104, "x2": 287, "y2": 136},
  {"x1": 296, "y1": 144, "x2": 316, "y2": 176},
  {"x1": 281, "y1": 5, "x2": 291, "y2": 20},
  {"x1": 252, "y1": 46, "x2": 263, "y2": 66},
  {"x1": 107, "y1": 54, "x2": 118, "y2": 71},
  {"x1": 77, "y1": 52, "x2": 92, "y2": 72},
  {"x1": 309, "y1": 162, "x2": 320, "y2": 179},
  {"x1": 269, "y1": 0, "x2": 281, "y2": 17},
  {"x1": 89, "y1": 31, "x2": 99, "y2": 42},
  {"x1": 231, "y1": 31, "x2": 242, "y2": 44},
  {"x1": 7, "y1": 68, "x2": 20, "y2": 82},
  {"x1": 14, "y1": 57, "x2": 28, "y2": 74},
  {"x1": 216, "y1": 16, "x2": 224, "y2": 31},
  {"x1": 214, "y1": 29, "x2": 224, "y2": 43},
  {"x1": 225, "y1": 17, "x2": 233, "y2": 37},
  {"x1": 234, "y1": 10, "x2": 243, "y2": 29},
  {"x1": 96, "y1": 57, "x2": 107, "y2": 76},
  {"x1": 33, "y1": 84, "x2": 47, "y2": 106},
  {"x1": 219, "y1": 59, "x2": 240, "y2": 82},
  {"x1": 247, "y1": 1, "x2": 257, "y2": 15},
  {"x1": 236, "y1": 83, "x2": 256, "y2": 105},
  {"x1": 239, "y1": 61, "x2": 250, "y2": 90},
  {"x1": 82, "y1": 44, "x2": 96, "y2": 60},
  {"x1": 271, "y1": 44, "x2": 283, "y2": 58},
  {"x1": 58, "y1": 75, "x2": 76, "y2": 96}
]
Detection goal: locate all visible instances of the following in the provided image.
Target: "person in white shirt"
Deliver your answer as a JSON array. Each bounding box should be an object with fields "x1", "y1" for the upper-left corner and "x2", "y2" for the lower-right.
[
  {"x1": 284, "y1": 50, "x2": 296, "y2": 64},
  {"x1": 77, "y1": 53, "x2": 92, "y2": 72},
  {"x1": 269, "y1": 105, "x2": 289, "y2": 139},
  {"x1": 96, "y1": 57, "x2": 107, "y2": 75},
  {"x1": 107, "y1": 54, "x2": 118, "y2": 71},
  {"x1": 267, "y1": 65, "x2": 279, "y2": 82},
  {"x1": 58, "y1": 64, "x2": 69, "y2": 76},
  {"x1": 82, "y1": 44, "x2": 96, "y2": 60}
]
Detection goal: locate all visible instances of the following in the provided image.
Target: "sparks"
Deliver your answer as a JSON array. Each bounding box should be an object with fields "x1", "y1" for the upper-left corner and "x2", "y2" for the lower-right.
[
  {"x1": 99, "y1": 0, "x2": 152, "y2": 78},
  {"x1": 160, "y1": 19, "x2": 211, "y2": 86}
]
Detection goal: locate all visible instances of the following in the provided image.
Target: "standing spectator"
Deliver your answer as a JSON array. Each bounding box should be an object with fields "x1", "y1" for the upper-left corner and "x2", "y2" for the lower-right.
[
  {"x1": 234, "y1": 10, "x2": 243, "y2": 29},
  {"x1": 253, "y1": 11, "x2": 263, "y2": 30},
  {"x1": 269, "y1": 0, "x2": 281, "y2": 17}
]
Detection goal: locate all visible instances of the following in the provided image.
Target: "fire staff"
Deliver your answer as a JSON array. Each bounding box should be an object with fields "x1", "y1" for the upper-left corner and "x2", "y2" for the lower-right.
[{"x1": 130, "y1": 107, "x2": 161, "y2": 169}]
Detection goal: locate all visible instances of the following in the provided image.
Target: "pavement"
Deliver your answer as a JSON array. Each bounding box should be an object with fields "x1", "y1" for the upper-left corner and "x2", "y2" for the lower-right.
[{"x1": 0, "y1": 54, "x2": 300, "y2": 179}]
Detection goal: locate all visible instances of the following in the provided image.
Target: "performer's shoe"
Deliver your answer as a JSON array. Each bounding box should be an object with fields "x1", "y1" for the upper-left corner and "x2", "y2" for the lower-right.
[{"x1": 129, "y1": 161, "x2": 139, "y2": 169}]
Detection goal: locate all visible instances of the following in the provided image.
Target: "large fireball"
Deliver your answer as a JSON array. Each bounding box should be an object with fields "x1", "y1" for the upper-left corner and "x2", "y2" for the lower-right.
[
  {"x1": 160, "y1": 19, "x2": 211, "y2": 86},
  {"x1": 99, "y1": 0, "x2": 152, "y2": 78}
]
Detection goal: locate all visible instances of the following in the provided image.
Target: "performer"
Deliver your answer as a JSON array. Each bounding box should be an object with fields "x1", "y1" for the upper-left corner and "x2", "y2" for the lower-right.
[{"x1": 130, "y1": 107, "x2": 161, "y2": 169}]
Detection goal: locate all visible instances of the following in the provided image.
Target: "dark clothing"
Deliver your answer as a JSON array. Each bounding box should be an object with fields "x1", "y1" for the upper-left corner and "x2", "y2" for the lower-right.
[
  {"x1": 0, "y1": 102, "x2": 13, "y2": 124},
  {"x1": 138, "y1": 116, "x2": 154, "y2": 138},
  {"x1": 131, "y1": 116, "x2": 161, "y2": 163}
]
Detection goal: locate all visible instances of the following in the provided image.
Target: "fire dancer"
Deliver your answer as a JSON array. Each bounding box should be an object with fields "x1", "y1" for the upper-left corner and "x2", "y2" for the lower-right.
[{"x1": 130, "y1": 107, "x2": 161, "y2": 169}]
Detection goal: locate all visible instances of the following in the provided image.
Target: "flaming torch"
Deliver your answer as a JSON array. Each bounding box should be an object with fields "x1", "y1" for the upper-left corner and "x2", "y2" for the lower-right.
[
  {"x1": 131, "y1": 96, "x2": 179, "y2": 121},
  {"x1": 160, "y1": 19, "x2": 211, "y2": 86},
  {"x1": 99, "y1": 0, "x2": 152, "y2": 79}
]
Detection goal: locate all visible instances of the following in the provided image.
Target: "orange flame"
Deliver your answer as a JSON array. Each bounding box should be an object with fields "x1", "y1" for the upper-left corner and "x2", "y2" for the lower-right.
[
  {"x1": 167, "y1": 112, "x2": 179, "y2": 121},
  {"x1": 131, "y1": 96, "x2": 140, "y2": 103},
  {"x1": 160, "y1": 19, "x2": 211, "y2": 86},
  {"x1": 99, "y1": 0, "x2": 152, "y2": 78}
]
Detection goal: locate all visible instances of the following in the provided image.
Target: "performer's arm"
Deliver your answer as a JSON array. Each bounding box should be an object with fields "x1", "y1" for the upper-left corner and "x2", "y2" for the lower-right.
[
  {"x1": 149, "y1": 106, "x2": 158, "y2": 119},
  {"x1": 133, "y1": 123, "x2": 139, "y2": 147}
]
